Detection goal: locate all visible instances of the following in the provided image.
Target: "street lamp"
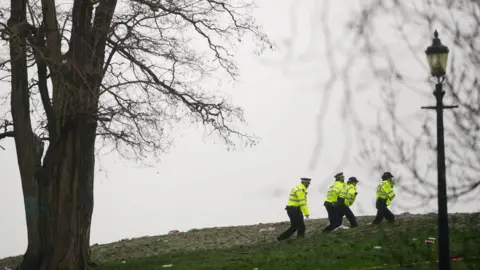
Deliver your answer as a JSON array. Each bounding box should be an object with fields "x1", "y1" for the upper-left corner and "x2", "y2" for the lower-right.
[{"x1": 421, "y1": 30, "x2": 458, "y2": 270}]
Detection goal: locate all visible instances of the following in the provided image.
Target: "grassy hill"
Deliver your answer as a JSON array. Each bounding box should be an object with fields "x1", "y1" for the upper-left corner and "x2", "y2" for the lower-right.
[{"x1": 1, "y1": 213, "x2": 479, "y2": 269}]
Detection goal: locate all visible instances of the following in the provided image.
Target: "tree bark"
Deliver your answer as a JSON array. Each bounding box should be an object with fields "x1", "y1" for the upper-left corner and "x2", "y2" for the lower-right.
[
  {"x1": 10, "y1": 2, "x2": 99, "y2": 270},
  {"x1": 8, "y1": 0, "x2": 116, "y2": 268},
  {"x1": 14, "y1": 82, "x2": 98, "y2": 270},
  {"x1": 11, "y1": 72, "x2": 97, "y2": 270},
  {"x1": 8, "y1": 0, "x2": 44, "y2": 268},
  {"x1": 36, "y1": 117, "x2": 96, "y2": 270}
]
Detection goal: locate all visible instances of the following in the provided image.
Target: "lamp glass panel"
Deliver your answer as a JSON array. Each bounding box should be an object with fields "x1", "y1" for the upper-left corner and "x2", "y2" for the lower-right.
[{"x1": 426, "y1": 52, "x2": 448, "y2": 76}]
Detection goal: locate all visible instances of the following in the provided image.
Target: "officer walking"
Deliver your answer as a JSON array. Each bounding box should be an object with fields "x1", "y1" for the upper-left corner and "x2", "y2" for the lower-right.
[
  {"x1": 372, "y1": 172, "x2": 396, "y2": 225},
  {"x1": 322, "y1": 172, "x2": 346, "y2": 232},
  {"x1": 332, "y1": 177, "x2": 359, "y2": 230},
  {"x1": 277, "y1": 177, "x2": 311, "y2": 241}
]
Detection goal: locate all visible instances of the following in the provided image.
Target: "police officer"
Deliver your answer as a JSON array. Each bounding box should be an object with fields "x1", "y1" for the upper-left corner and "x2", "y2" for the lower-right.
[
  {"x1": 372, "y1": 172, "x2": 396, "y2": 225},
  {"x1": 322, "y1": 172, "x2": 345, "y2": 232},
  {"x1": 332, "y1": 177, "x2": 359, "y2": 230},
  {"x1": 277, "y1": 177, "x2": 311, "y2": 241}
]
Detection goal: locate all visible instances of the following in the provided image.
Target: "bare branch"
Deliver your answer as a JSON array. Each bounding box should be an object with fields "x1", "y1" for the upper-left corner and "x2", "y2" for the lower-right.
[
  {"x1": 0, "y1": 130, "x2": 14, "y2": 140},
  {"x1": 316, "y1": 0, "x2": 480, "y2": 204}
]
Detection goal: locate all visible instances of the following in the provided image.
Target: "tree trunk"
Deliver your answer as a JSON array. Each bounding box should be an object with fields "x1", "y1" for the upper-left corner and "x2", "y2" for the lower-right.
[
  {"x1": 9, "y1": 0, "x2": 114, "y2": 268},
  {"x1": 10, "y1": 13, "x2": 97, "y2": 270},
  {"x1": 8, "y1": 0, "x2": 46, "y2": 268},
  {"x1": 37, "y1": 119, "x2": 96, "y2": 270},
  {"x1": 13, "y1": 86, "x2": 97, "y2": 270},
  {"x1": 14, "y1": 90, "x2": 97, "y2": 270}
]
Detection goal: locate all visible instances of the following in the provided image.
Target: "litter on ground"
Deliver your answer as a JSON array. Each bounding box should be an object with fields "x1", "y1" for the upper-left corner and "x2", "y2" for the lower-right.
[
  {"x1": 259, "y1": 227, "x2": 276, "y2": 232},
  {"x1": 332, "y1": 225, "x2": 350, "y2": 232}
]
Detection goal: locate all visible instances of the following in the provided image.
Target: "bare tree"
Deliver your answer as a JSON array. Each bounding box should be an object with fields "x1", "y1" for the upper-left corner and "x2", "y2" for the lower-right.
[
  {"x1": 0, "y1": 0, "x2": 272, "y2": 269},
  {"x1": 314, "y1": 0, "x2": 480, "y2": 207}
]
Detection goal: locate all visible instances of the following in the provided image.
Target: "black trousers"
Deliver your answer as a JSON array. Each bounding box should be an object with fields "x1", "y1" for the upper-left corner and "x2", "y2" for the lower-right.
[
  {"x1": 322, "y1": 201, "x2": 336, "y2": 232},
  {"x1": 277, "y1": 206, "x2": 305, "y2": 240},
  {"x1": 332, "y1": 198, "x2": 358, "y2": 229},
  {"x1": 372, "y1": 198, "x2": 395, "y2": 224}
]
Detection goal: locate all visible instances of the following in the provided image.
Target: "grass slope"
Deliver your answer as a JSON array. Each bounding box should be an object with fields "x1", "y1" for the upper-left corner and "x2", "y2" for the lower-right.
[{"x1": 1, "y1": 213, "x2": 479, "y2": 269}]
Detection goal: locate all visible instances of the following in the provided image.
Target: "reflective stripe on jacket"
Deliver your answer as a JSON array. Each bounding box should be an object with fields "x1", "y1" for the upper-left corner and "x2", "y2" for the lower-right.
[
  {"x1": 287, "y1": 183, "x2": 310, "y2": 216},
  {"x1": 325, "y1": 181, "x2": 345, "y2": 203},
  {"x1": 376, "y1": 180, "x2": 395, "y2": 206},
  {"x1": 338, "y1": 184, "x2": 357, "y2": 207}
]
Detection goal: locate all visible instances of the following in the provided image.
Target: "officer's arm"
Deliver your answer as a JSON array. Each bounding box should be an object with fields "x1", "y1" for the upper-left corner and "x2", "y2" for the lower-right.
[
  {"x1": 296, "y1": 190, "x2": 310, "y2": 216},
  {"x1": 389, "y1": 189, "x2": 396, "y2": 201},
  {"x1": 384, "y1": 184, "x2": 395, "y2": 201},
  {"x1": 350, "y1": 188, "x2": 357, "y2": 204}
]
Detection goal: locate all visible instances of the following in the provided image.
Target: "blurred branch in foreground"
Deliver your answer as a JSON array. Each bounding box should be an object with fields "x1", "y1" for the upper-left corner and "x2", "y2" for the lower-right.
[{"x1": 306, "y1": 0, "x2": 480, "y2": 208}]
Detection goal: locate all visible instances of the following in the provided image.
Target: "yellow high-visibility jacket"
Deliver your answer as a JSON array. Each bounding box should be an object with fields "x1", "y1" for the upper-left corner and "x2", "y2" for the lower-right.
[
  {"x1": 325, "y1": 181, "x2": 346, "y2": 203},
  {"x1": 338, "y1": 184, "x2": 357, "y2": 207},
  {"x1": 376, "y1": 180, "x2": 395, "y2": 206},
  {"x1": 287, "y1": 183, "x2": 310, "y2": 216}
]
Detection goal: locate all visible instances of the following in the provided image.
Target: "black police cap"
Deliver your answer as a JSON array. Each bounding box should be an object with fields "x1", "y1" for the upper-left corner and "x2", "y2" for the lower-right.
[
  {"x1": 348, "y1": 177, "x2": 359, "y2": 183},
  {"x1": 382, "y1": 172, "x2": 393, "y2": 180}
]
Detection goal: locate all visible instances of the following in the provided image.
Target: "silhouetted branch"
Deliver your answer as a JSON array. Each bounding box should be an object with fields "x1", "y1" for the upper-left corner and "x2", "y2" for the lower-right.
[
  {"x1": 314, "y1": 0, "x2": 480, "y2": 205},
  {"x1": 0, "y1": 130, "x2": 14, "y2": 140},
  {"x1": 0, "y1": 120, "x2": 14, "y2": 142},
  {"x1": 0, "y1": 0, "x2": 273, "y2": 161}
]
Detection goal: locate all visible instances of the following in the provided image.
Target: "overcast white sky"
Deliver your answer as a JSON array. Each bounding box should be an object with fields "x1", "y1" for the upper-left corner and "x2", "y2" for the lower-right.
[{"x1": 0, "y1": 0, "x2": 478, "y2": 259}]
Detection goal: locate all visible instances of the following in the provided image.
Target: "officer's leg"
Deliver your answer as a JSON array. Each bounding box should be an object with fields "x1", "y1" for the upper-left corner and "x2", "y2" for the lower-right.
[
  {"x1": 344, "y1": 207, "x2": 358, "y2": 227},
  {"x1": 384, "y1": 206, "x2": 395, "y2": 223},
  {"x1": 332, "y1": 205, "x2": 344, "y2": 230},
  {"x1": 328, "y1": 203, "x2": 335, "y2": 223},
  {"x1": 372, "y1": 209, "x2": 384, "y2": 225},
  {"x1": 277, "y1": 207, "x2": 298, "y2": 240},
  {"x1": 338, "y1": 206, "x2": 346, "y2": 226},
  {"x1": 372, "y1": 199, "x2": 386, "y2": 225},
  {"x1": 322, "y1": 203, "x2": 334, "y2": 232},
  {"x1": 296, "y1": 209, "x2": 306, "y2": 238}
]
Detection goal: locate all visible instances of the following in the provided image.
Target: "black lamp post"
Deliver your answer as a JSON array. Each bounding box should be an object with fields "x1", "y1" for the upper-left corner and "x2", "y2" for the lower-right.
[{"x1": 421, "y1": 30, "x2": 458, "y2": 270}]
